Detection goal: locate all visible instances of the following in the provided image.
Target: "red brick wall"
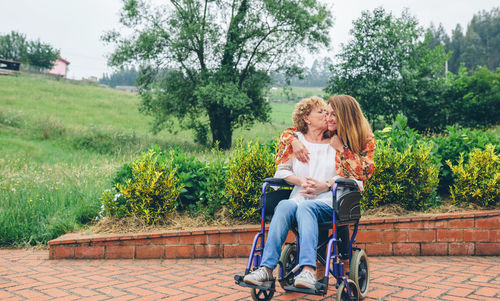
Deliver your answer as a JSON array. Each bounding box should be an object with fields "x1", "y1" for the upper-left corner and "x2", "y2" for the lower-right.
[{"x1": 49, "y1": 211, "x2": 499, "y2": 259}]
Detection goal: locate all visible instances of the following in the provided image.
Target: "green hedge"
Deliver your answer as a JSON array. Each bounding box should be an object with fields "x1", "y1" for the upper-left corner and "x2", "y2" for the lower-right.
[
  {"x1": 448, "y1": 145, "x2": 499, "y2": 207},
  {"x1": 101, "y1": 125, "x2": 498, "y2": 223},
  {"x1": 361, "y1": 141, "x2": 440, "y2": 211}
]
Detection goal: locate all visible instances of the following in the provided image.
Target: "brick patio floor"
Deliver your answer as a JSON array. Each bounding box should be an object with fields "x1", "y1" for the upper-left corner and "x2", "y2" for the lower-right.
[{"x1": 0, "y1": 249, "x2": 499, "y2": 300}]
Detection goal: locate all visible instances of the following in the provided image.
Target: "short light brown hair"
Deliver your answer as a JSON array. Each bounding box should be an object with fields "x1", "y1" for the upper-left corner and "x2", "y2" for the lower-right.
[
  {"x1": 292, "y1": 96, "x2": 326, "y2": 133},
  {"x1": 328, "y1": 95, "x2": 373, "y2": 154}
]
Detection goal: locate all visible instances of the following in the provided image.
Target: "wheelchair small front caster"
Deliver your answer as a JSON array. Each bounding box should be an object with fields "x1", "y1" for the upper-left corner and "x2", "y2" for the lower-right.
[
  {"x1": 336, "y1": 279, "x2": 360, "y2": 301},
  {"x1": 250, "y1": 287, "x2": 274, "y2": 301}
]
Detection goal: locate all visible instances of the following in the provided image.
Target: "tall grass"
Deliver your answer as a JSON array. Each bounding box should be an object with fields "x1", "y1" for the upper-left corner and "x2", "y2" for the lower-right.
[{"x1": 0, "y1": 136, "x2": 114, "y2": 246}]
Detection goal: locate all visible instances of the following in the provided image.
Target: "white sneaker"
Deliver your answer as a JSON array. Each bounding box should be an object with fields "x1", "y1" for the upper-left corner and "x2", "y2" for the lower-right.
[
  {"x1": 243, "y1": 266, "x2": 274, "y2": 286},
  {"x1": 294, "y1": 269, "x2": 317, "y2": 289}
]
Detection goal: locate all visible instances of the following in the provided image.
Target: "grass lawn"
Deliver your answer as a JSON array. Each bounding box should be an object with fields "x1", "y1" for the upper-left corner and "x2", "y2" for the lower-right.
[{"x1": 0, "y1": 73, "x2": 302, "y2": 246}]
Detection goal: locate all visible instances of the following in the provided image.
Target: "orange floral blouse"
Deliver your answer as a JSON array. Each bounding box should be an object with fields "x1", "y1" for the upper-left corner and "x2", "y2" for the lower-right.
[{"x1": 276, "y1": 128, "x2": 376, "y2": 183}]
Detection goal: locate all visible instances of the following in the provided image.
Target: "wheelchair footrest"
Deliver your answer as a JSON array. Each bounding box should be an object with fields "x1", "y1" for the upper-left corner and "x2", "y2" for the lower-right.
[
  {"x1": 234, "y1": 275, "x2": 275, "y2": 291},
  {"x1": 282, "y1": 285, "x2": 325, "y2": 295}
]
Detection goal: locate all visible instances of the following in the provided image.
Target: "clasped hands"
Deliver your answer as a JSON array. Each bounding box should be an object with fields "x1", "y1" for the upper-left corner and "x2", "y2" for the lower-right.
[{"x1": 299, "y1": 177, "x2": 328, "y2": 198}]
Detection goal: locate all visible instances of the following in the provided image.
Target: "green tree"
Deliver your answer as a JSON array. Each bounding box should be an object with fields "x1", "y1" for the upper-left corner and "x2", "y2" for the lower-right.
[
  {"x1": 444, "y1": 7, "x2": 500, "y2": 73},
  {"x1": 447, "y1": 24, "x2": 465, "y2": 74},
  {"x1": 0, "y1": 31, "x2": 59, "y2": 70},
  {"x1": 461, "y1": 8, "x2": 500, "y2": 71},
  {"x1": 100, "y1": 67, "x2": 139, "y2": 88},
  {"x1": 425, "y1": 23, "x2": 450, "y2": 49},
  {"x1": 26, "y1": 39, "x2": 60, "y2": 70},
  {"x1": 326, "y1": 7, "x2": 448, "y2": 131},
  {"x1": 445, "y1": 66, "x2": 500, "y2": 128},
  {"x1": 0, "y1": 31, "x2": 28, "y2": 61},
  {"x1": 103, "y1": 0, "x2": 332, "y2": 149}
]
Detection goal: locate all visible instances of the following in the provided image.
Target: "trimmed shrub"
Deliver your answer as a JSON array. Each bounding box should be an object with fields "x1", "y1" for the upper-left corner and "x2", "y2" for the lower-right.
[
  {"x1": 191, "y1": 148, "x2": 229, "y2": 219},
  {"x1": 374, "y1": 115, "x2": 423, "y2": 153},
  {"x1": 116, "y1": 147, "x2": 182, "y2": 224},
  {"x1": 100, "y1": 188, "x2": 129, "y2": 218},
  {"x1": 431, "y1": 126, "x2": 500, "y2": 193},
  {"x1": 170, "y1": 148, "x2": 210, "y2": 212},
  {"x1": 448, "y1": 145, "x2": 499, "y2": 207},
  {"x1": 225, "y1": 140, "x2": 277, "y2": 220},
  {"x1": 362, "y1": 140, "x2": 440, "y2": 211}
]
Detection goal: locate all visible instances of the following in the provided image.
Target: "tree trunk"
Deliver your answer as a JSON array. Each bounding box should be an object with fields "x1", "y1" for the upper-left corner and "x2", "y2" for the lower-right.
[{"x1": 208, "y1": 106, "x2": 233, "y2": 149}]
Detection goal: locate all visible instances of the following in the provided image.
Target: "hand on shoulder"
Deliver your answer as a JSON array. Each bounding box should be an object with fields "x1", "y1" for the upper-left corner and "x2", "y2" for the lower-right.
[{"x1": 330, "y1": 135, "x2": 344, "y2": 152}]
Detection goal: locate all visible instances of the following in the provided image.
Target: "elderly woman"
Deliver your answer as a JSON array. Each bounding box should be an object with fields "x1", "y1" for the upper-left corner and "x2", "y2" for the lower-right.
[
  {"x1": 276, "y1": 94, "x2": 376, "y2": 276},
  {"x1": 244, "y1": 96, "x2": 335, "y2": 289}
]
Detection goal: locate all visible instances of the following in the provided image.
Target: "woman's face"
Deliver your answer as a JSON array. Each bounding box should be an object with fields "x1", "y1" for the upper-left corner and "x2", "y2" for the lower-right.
[
  {"x1": 305, "y1": 105, "x2": 327, "y2": 131},
  {"x1": 326, "y1": 104, "x2": 337, "y2": 132}
]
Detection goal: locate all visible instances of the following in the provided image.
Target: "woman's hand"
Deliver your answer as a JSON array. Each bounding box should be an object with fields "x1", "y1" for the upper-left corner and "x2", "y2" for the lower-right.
[
  {"x1": 299, "y1": 177, "x2": 328, "y2": 198},
  {"x1": 330, "y1": 135, "x2": 344, "y2": 152},
  {"x1": 291, "y1": 138, "x2": 310, "y2": 163}
]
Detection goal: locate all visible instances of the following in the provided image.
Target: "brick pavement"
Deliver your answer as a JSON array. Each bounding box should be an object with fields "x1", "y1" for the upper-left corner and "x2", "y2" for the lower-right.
[{"x1": 0, "y1": 249, "x2": 499, "y2": 300}]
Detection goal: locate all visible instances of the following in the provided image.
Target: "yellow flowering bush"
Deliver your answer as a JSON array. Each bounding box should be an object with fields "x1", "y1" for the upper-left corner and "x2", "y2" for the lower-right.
[
  {"x1": 448, "y1": 145, "x2": 499, "y2": 207},
  {"x1": 362, "y1": 141, "x2": 440, "y2": 211},
  {"x1": 116, "y1": 147, "x2": 182, "y2": 224},
  {"x1": 225, "y1": 140, "x2": 276, "y2": 220}
]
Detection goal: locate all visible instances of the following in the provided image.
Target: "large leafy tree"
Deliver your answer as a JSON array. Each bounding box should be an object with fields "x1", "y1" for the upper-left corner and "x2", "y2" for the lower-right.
[
  {"x1": 0, "y1": 31, "x2": 59, "y2": 70},
  {"x1": 326, "y1": 7, "x2": 448, "y2": 131},
  {"x1": 26, "y1": 39, "x2": 60, "y2": 71},
  {"x1": 446, "y1": 66, "x2": 500, "y2": 128},
  {"x1": 0, "y1": 31, "x2": 27, "y2": 61},
  {"x1": 103, "y1": 0, "x2": 332, "y2": 149}
]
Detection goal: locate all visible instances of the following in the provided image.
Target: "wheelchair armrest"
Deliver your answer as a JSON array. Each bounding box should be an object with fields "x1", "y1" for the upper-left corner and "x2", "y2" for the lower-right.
[
  {"x1": 335, "y1": 178, "x2": 359, "y2": 190},
  {"x1": 263, "y1": 177, "x2": 292, "y2": 187}
]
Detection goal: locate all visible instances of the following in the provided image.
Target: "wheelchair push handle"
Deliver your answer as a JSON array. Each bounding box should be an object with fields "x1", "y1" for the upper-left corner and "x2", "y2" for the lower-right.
[
  {"x1": 263, "y1": 177, "x2": 293, "y2": 187},
  {"x1": 334, "y1": 178, "x2": 359, "y2": 190}
]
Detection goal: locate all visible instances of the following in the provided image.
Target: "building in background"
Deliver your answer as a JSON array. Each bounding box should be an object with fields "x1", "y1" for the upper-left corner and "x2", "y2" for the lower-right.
[
  {"x1": 0, "y1": 59, "x2": 21, "y2": 75},
  {"x1": 47, "y1": 57, "x2": 70, "y2": 77}
]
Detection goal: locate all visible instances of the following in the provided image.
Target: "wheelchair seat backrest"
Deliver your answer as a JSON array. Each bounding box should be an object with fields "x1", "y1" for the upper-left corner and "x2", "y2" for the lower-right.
[
  {"x1": 334, "y1": 190, "x2": 361, "y2": 224},
  {"x1": 259, "y1": 189, "x2": 292, "y2": 222}
]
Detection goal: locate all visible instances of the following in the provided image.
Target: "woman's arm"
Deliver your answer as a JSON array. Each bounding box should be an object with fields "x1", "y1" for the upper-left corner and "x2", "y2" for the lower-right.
[
  {"x1": 335, "y1": 135, "x2": 376, "y2": 182},
  {"x1": 274, "y1": 158, "x2": 307, "y2": 187},
  {"x1": 275, "y1": 127, "x2": 310, "y2": 165}
]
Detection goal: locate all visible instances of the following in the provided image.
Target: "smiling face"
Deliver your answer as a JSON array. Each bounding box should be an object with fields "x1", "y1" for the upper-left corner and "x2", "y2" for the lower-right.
[{"x1": 326, "y1": 104, "x2": 337, "y2": 132}]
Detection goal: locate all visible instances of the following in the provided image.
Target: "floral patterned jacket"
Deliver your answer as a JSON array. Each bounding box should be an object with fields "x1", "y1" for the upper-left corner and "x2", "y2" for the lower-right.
[{"x1": 276, "y1": 128, "x2": 376, "y2": 183}]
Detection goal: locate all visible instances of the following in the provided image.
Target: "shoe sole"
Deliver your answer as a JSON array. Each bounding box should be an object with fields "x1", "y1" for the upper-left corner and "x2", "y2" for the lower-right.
[
  {"x1": 244, "y1": 278, "x2": 275, "y2": 287},
  {"x1": 294, "y1": 280, "x2": 315, "y2": 289}
]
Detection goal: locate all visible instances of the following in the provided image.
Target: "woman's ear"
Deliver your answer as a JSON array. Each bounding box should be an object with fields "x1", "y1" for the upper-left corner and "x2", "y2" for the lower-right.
[{"x1": 303, "y1": 116, "x2": 311, "y2": 125}]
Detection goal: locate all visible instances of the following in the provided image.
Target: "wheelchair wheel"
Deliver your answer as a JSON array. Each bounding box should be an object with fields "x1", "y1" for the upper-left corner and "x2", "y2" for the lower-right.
[
  {"x1": 278, "y1": 243, "x2": 297, "y2": 289},
  {"x1": 349, "y1": 249, "x2": 369, "y2": 299},
  {"x1": 251, "y1": 288, "x2": 274, "y2": 301},
  {"x1": 336, "y1": 279, "x2": 360, "y2": 301}
]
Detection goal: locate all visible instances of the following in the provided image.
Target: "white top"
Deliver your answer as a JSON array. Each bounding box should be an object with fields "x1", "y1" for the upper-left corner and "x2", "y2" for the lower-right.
[{"x1": 274, "y1": 132, "x2": 337, "y2": 208}]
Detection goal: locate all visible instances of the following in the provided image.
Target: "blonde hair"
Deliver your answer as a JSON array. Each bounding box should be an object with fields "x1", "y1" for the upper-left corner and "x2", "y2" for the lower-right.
[
  {"x1": 328, "y1": 95, "x2": 372, "y2": 154},
  {"x1": 292, "y1": 96, "x2": 326, "y2": 133}
]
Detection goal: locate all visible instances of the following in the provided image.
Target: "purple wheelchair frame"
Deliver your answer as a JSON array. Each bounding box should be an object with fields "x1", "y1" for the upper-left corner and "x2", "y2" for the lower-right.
[{"x1": 239, "y1": 178, "x2": 360, "y2": 297}]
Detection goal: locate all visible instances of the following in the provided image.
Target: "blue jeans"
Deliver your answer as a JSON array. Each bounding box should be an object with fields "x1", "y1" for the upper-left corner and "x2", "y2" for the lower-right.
[{"x1": 260, "y1": 199, "x2": 333, "y2": 270}]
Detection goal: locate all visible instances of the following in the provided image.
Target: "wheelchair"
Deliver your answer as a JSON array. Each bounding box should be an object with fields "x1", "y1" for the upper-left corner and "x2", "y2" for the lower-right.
[{"x1": 234, "y1": 177, "x2": 370, "y2": 300}]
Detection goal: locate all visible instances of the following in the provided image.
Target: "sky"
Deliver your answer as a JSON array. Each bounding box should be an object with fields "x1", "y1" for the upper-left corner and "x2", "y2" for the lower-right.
[{"x1": 0, "y1": 0, "x2": 498, "y2": 80}]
